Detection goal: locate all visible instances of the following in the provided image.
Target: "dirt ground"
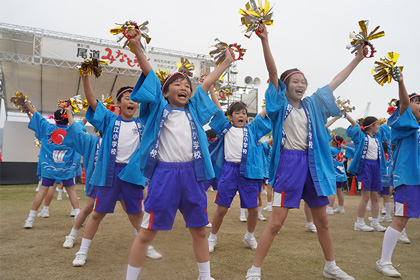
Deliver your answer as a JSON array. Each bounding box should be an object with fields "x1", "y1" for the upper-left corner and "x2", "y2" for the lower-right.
[{"x1": 0, "y1": 184, "x2": 419, "y2": 280}]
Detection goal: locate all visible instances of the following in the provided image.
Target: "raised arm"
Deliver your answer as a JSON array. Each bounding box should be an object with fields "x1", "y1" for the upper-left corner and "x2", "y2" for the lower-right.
[
  {"x1": 202, "y1": 49, "x2": 234, "y2": 93},
  {"x1": 209, "y1": 86, "x2": 222, "y2": 111},
  {"x1": 82, "y1": 76, "x2": 98, "y2": 111},
  {"x1": 23, "y1": 99, "x2": 36, "y2": 119},
  {"x1": 127, "y1": 29, "x2": 151, "y2": 76},
  {"x1": 256, "y1": 24, "x2": 279, "y2": 91},
  {"x1": 325, "y1": 115, "x2": 341, "y2": 128},
  {"x1": 63, "y1": 103, "x2": 75, "y2": 126},
  {"x1": 345, "y1": 113, "x2": 357, "y2": 127},
  {"x1": 328, "y1": 45, "x2": 367, "y2": 92},
  {"x1": 395, "y1": 70, "x2": 409, "y2": 115}
]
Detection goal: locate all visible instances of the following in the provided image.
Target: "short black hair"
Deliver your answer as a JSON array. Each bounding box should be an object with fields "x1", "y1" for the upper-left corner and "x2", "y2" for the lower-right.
[
  {"x1": 227, "y1": 101, "x2": 247, "y2": 117},
  {"x1": 54, "y1": 109, "x2": 68, "y2": 125},
  {"x1": 116, "y1": 86, "x2": 133, "y2": 102},
  {"x1": 161, "y1": 73, "x2": 192, "y2": 94}
]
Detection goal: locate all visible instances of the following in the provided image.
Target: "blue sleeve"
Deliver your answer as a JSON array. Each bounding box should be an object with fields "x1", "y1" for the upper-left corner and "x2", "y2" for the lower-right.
[
  {"x1": 63, "y1": 122, "x2": 96, "y2": 156},
  {"x1": 265, "y1": 80, "x2": 287, "y2": 122},
  {"x1": 189, "y1": 86, "x2": 219, "y2": 125},
  {"x1": 375, "y1": 124, "x2": 391, "y2": 142},
  {"x1": 209, "y1": 110, "x2": 230, "y2": 135},
  {"x1": 346, "y1": 124, "x2": 363, "y2": 143},
  {"x1": 344, "y1": 146, "x2": 355, "y2": 159},
  {"x1": 388, "y1": 107, "x2": 419, "y2": 141},
  {"x1": 248, "y1": 114, "x2": 272, "y2": 140},
  {"x1": 306, "y1": 84, "x2": 341, "y2": 120},
  {"x1": 28, "y1": 111, "x2": 52, "y2": 136},
  {"x1": 85, "y1": 102, "x2": 116, "y2": 134}
]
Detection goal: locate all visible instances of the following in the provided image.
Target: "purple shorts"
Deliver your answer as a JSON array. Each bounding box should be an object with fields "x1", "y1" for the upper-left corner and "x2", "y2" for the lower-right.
[
  {"x1": 42, "y1": 177, "x2": 74, "y2": 187},
  {"x1": 141, "y1": 161, "x2": 208, "y2": 230},
  {"x1": 203, "y1": 177, "x2": 218, "y2": 191},
  {"x1": 272, "y1": 150, "x2": 329, "y2": 209},
  {"x1": 215, "y1": 161, "x2": 261, "y2": 209},
  {"x1": 336, "y1": 181, "x2": 344, "y2": 189},
  {"x1": 357, "y1": 159, "x2": 383, "y2": 192},
  {"x1": 94, "y1": 163, "x2": 143, "y2": 214},
  {"x1": 394, "y1": 185, "x2": 420, "y2": 218},
  {"x1": 379, "y1": 186, "x2": 391, "y2": 196}
]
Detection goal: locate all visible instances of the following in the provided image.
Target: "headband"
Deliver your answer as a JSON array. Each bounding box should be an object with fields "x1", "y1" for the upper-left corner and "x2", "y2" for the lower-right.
[
  {"x1": 161, "y1": 71, "x2": 188, "y2": 91},
  {"x1": 227, "y1": 101, "x2": 247, "y2": 112},
  {"x1": 409, "y1": 94, "x2": 420, "y2": 100},
  {"x1": 116, "y1": 88, "x2": 133, "y2": 100},
  {"x1": 282, "y1": 71, "x2": 305, "y2": 83},
  {"x1": 333, "y1": 135, "x2": 341, "y2": 145},
  {"x1": 360, "y1": 120, "x2": 379, "y2": 131}
]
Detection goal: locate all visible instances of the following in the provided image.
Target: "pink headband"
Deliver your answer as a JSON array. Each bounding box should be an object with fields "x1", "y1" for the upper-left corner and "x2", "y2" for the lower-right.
[
  {"x1": 409, "y1": 94, "x2": 420, "y2": 100},
  {"x1": 282, "y1": 71, "x2": 305, "y2": 83},
  {"x1": 116, "y1": 88, "x2": 133, "y2": 100},
  {"x1": 227, "y1": 101, "x2": 247, "y2": 112},
  {"x1": 161, "y1": 72, "x2": 188, "y2": 91},
  {"x1": 360, "y1": 120, "x2": 379, "y2": 131}
]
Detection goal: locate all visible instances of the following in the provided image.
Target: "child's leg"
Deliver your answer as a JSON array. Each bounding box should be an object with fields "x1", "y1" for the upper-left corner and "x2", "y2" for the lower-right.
[
  {"x1": 380, "y1": 216, "x2": 409, "y2": 263},
  {"x1": 336, "y1": 188, "x2": 344, "y2": 207},
  {"x1": 127, "y1": 228, "x2": 158, "y2": 272},
  {"x1": 43, "y1": 184, "x2": 56, "y2": 207},
  {"x1": 190, "y1": 226, "x2": 210, "y2": 262},
  {"x1": 210, "y1": 205, "x2": 229, "y2": 235},
  {"x1": 73, "y1": 197, "x2": 95, "y2": 230},
  {"x1": 252, "y1": 207, "x2": 289, "y2": 267},
  {"x1": 311, "y1": 206, "x2": 334, "y2": 261},
  {"x1": 266, "y1": 184, "x2": 273, "y2": 206},
  {"x1": 81, "y1": 211, "x2": 106, "y2": 241},
  {"x1": 30, "y1": 185, "x2": 50, "y2": 211},
  {"x1": 247, "y1": 207, "x2": 258, "y2": 233},
  {"x1": 127, "y1": 213, "x2": 143, "y2": 233},
  {"x1": 357, "y1": 190, "x2": 370, "y2": 219},
  {"x1": 65, "y1": 185, "x2": 80, "y2": 215},
  {"x1": 327, "y1": 195, "x2": 335, "y2": 208},
  {"x1": 370, "y1": 191, "x2": 380, "y2": 219},
  {"x1": 304, "y1": 202, "x2": 317, "y2": 232}
]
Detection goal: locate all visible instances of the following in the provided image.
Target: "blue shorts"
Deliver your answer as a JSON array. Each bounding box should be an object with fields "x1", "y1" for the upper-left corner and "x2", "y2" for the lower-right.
[
  {"x1": 203, "y1": 177, "x2": 218, "y2": 191},
  {"x1": 215, "y1": 161, "x2": 261, "y2": 209},
  {"x1": 394, "y1": 185, "x2": 420, "y2": 218},
  {"x1": 272, "y1": 150, "x2": 329, "y2": 209},
  {"x1": 336, "y1": 181, "x2": 344, "y2": 189},
  {"x1": 42, "y1": 177, "x2": 74, "y2": 187},
  {"x1": 357, "y1": 159, "x2": 383, "y2": 192},
  {"x1": 141, "y1": 161, "x2": 208, "y2": 230},
  {"x1": 94, "y1": 163, "x2": 143, "y2": 214},
  {"x1": 379, "y1": 186, "x2": 391, "y2": 196}
]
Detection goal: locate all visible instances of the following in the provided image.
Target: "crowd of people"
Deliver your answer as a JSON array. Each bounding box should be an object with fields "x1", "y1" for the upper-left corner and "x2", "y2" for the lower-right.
[{"x1": 19, "y1": 20, "x2": 419, "y2": 280}]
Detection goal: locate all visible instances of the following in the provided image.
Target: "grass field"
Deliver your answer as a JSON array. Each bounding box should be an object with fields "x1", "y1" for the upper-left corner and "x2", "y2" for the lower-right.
[{"x1": 0, "y1": 184, "x2": 419, "y2": 280}]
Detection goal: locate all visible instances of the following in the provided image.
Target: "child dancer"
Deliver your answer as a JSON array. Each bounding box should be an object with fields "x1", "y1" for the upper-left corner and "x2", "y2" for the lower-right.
[
  {"x1": 206, "y1": 93, "x2": 271, "y2": 252},
  {"x1": 345, "y1": 113, "x2": 390, "y2": 232},
  {"x1": 23, "y1": 102, "x2": 81, "y2": 229},
  {"x1": 261, "y1": 138, "x2": 273, "y2": 212},
  {"x1": 376, "y1": 71, "x2": 420, "y2": 278},
  {"x1": 246, "y1": 23, "x2": 363, "y2": 280},
  {"x1": 125, "y1": 28, "x2": 233, "y2": 280},
  {"x1": 71, "y1": 75, "x2": 152, "y2": 266}
]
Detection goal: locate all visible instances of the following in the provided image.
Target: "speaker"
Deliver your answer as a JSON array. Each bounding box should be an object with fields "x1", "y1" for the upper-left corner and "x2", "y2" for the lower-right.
[
  {"x1": 253, "y1": 77, "x2": 261, "y2": 86},
  {"x1": 244, "y1": 76, "x2": 253, "y2": 85}
]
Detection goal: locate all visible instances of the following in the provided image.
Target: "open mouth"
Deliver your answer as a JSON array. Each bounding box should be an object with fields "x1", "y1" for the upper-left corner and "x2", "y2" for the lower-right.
[
  {"x1": 296, "y1": 89, "x2": 304, "y2": 95},
  {"x1": 126, "y1": 106, "x2": 134, "y2": 111},
  {"x1": 178, "y1": 92, "x2": 187, "y2": 99}
]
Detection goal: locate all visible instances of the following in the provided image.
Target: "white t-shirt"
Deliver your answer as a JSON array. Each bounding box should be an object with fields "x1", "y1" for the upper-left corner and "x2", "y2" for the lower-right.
[
  {"x1": 283, "y1": 106, "x2": 308, "y2": 150},
  {"x1": 158, "y1": 109, "x2": 193, "y2": 162},
  {"x1": 366, "y1": 135, "x2": 378, "y2": 160},
  {"x1": 224, "y1": 126, "x2": 243, "y2": 163},
  {"x1": 116, "y1": 119, "x2": 140, "y2": 164}
]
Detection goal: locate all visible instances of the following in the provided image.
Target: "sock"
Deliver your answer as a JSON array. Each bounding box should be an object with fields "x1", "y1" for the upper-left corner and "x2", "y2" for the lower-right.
[
  {"x1": 69, "y1": 228, "x2": 79, "y2": 238},
  {"x1": 250, "y1": 265, "x2": 261, "y2": 274},
  {"x1": 79, "y1": 238, "x2": 92, "y2": 253},
  {"x1": 43, "y1": 206, "x2": 49, "y2": 211},
  {"x1": 371, "y1": 218, "x2": 379, "y2": 225},
  {"x1": 267, "y1": 202, "x2": 272, "y2": 207},
  {"x1": 126, "y1": 264, "x2": 142, "y2": 280},
  {"x1": 58, "y1": 189, "x2": 63, "y2": 196},
  {"x1": 28, "y1": 210, "x2": 37, "y2": 220},
  {"x1": 258, "y1": 206, "x2": 262, "y2": 216},
  {"x1": 197, "y1": 261, "x2": 211, "y2": 279},
  {"x1": 240, "y1": 208, "x2": 246, "y2": 216},
  {"x1": 325, "y1": 260, "x2": 337, "y2": 269},
  {"x1": 380, "y1": 226, "x2": 400, "y2": 263},
  {"x1": 338, "y1": 205, "x2": 344, "y2": 210},
  {"x1": 306, "y1": 222, "x2": 314, "y2": 227},
  {"x1": 327, "y1": 206, "x2": 333, "y2": 211},
  {"x1": 385, "y1": 203, "x2": 392, "y2": 217},
  {"x1": 73, "y1": 208, "x2": 80, "y2": 217},
  {"x1": 245, "y1": 231, "x2": 254, "y2": 239},
  {"x1": 209, "y1": 233, "x2": 217, "y2": 240},
  {"x1": 356, "y1": 217, "x2": 365, "y2": 224}
]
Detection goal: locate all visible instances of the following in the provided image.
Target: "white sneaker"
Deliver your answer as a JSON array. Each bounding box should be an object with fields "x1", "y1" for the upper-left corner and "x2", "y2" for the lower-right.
[
  {"x1": 63, "y1": 236, "x2": 75, "y2": 248},
  {"x1": 258, "y1": 214, "x2": 267, "y2": 221},
  {"x1": 326, "y1": 207, "x2": 334, "y2": 215},
  {"x1": 70, "y1": 208, "x2": 76, "y2": 217},
  {"x1": 57, "y1": 194, "x2": 62, "y2": 201},
  {"x1": 208, "y1": 237, "x2": 217, "y2": 253},
  {"x1": 239, "y1": 215, "x2": 247, "y2": 222},
  {"x1": 246, "y1": 268, "x2": 261, "y2": 280},
  {"x1": 354, "y1": 222, "x2": 374, "y2": 232},
  {"x1": 263, "y1": 205, "x2": 272, "y2": 212},
  {"x1": 146, "y1": 245, "x2": 162, "y2": 259},
  {"x1": 243, "y1": 235, "x2": 258, "y2": 250},
  {"x1": 323, "y1": 265, "x2": 354, "y2": 280},
  {"x1": 398, "y1": 231, "x2": 411, "y2": 244},
  {"x1": 380, "y1": 216, "x2": 392, "y2": 222},
  {"x1": 305, "y1": 223, "x2": 317, "y2": 233},
  {"x1": 333, "y1": 208, "x2": 345, "y2": 214},
  {"x1": 23, "y1": 219, "x2": 33, "y2": 229},
  {"x1": 376, "y1": 260, "x2": 401, "y2": 277},
  {"x1": 371, "y1": 222, "x2": 386, "y2": 232},
  {"x1": 206, "y1": 223, "x2": 212, "y2": 228},
  {"x1": 72, "y1": 251, "x2": 87, "y2": 267},
  {"x1": 37, "y1": 209, "x2": 49, "y2": 218}
]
